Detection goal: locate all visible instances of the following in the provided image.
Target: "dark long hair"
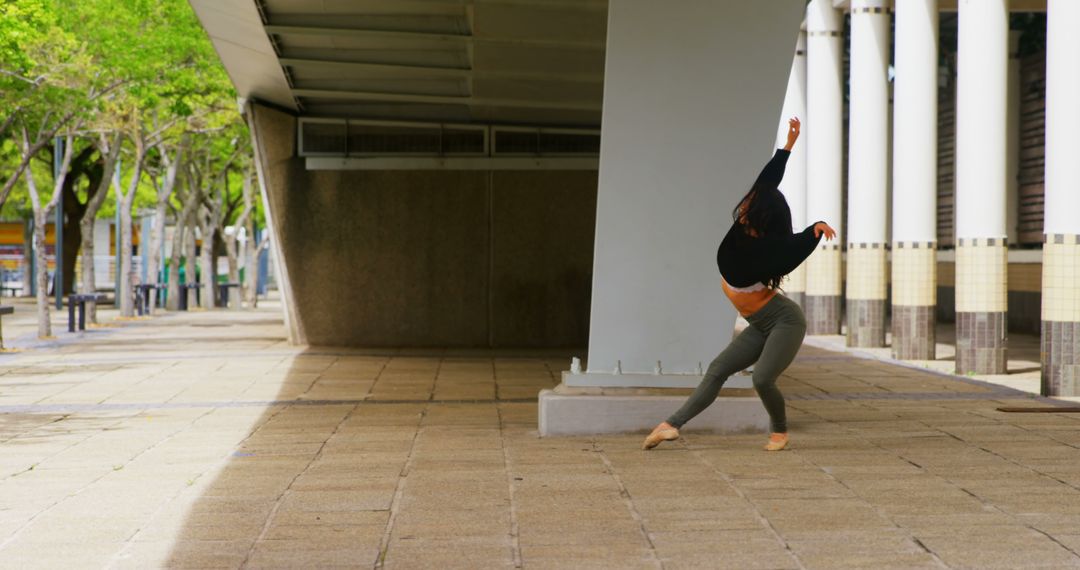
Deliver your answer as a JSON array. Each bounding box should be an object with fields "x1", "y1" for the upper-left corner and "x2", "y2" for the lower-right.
[{"x1": 731, "y1": 185, "x2": 793, "y2": 290}]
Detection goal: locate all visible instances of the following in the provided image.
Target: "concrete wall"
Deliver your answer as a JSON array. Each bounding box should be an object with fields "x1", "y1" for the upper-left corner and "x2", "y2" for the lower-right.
[{"x1": 250, "y1": 104, "x2": 597, "y2": 348}]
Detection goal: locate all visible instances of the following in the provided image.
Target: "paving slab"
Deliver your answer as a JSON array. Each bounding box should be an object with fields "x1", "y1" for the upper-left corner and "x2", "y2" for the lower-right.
[{"x1": 0, "y1": 297, "x2": 1078, "y2": 568}]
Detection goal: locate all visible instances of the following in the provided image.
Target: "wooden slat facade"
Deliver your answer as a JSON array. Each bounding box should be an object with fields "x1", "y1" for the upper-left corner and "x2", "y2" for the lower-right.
[
  {"x1": 1018, "y1": 51, "x2": 1046, "y2": 246},
  {"x1": 936, "y1": 55, "x2": 956, "y2": 248}
]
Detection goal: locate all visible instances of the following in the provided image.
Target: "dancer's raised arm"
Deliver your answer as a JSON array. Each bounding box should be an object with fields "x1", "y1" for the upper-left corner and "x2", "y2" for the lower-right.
[
  {"x1": 748, "y1": 117, "x2": 800, "y2": 195},
  {"x1": 782, "y1": 116, "x2": 800, "y2": 152}
]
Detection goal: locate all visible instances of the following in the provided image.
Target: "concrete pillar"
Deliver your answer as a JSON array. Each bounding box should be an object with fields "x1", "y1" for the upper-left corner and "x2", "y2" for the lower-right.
[
  {"x1": 577, "y1": 0, "x2": 804, "y2": 387},
  {"x1": 246, "y1": 103, "x2": 307, "y2": 345},
  {"x1": 776, "y1": 32, "x2": 808, "y2": 309},
  {"x1": 955, "y1": 0, "x2": 1008, "y2": 375},
  {"x1": 805, "y1": 0, "x2": 845, "y2": 335},
  {"x1": 845, "y1": 0, "x2": 891, "y2": 347},
  {"x1": 541, "y1": 2, "x2": 805, "y2": 435},
  {"x1": 891, "y1": 0, "x2": 938, "y2": 360},
  {"x1": 1041, "y1": 0, "x2": 1080, "y2": 396}
]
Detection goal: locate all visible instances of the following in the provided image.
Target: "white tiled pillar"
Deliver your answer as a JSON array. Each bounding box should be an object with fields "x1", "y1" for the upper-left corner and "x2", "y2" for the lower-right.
[
  {"x1": 805, "y1": 0, "x2": 844, "y2": 335},
  {"x1": 891, "y1": 0, "x2": 938, "y2": 360},
  {"x1": 955, "y1": 0, "x2": 1008, "y2": 375},
  {"x1": 777, "y1": 32, "x2": 808, "y2": 309},
  {"x1": 846, "y1": 0, "x2": 891, "y2": 348},
  {"x1": 1041, "y1": 0, "x2": 1080, "y2": 396}
]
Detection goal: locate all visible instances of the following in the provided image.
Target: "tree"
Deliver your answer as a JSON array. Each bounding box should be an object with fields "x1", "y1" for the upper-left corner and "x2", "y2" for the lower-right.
[
  {"x1": 223, "y1": 166, "x2": 254, "y2": 301},
  {"x1": 197, "y1": 199, "x2": 218, "y2": 309},
  {"x1": 78, "y1": 133, "x2": 121, "y2": 324},
  {"x1": 241, "y1": 169, "x2": 264, "y2": 308},
  {"x1": 21, "y1": 128, "x2": 74, "y2": 338},
  {"x1": 0, "y1": 1, "x2": 123, "y2": 215},
  {"x1": 56, "y1": 138, "x2": 107, "y2": 296},
  {"x1": 143, "y1": 136, "x2": 185, "y2": 312},
  {"x1": 2, "y1": 0, "x2": 249, "y2": 325},
  {"x1": 166, "y1": 168, "x2": 200, "y2": 311}
]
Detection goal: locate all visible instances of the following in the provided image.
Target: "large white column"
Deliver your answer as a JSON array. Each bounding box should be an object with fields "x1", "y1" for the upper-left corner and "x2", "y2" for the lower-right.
[
  {"x1": 891, "y1": 0, "x2": 938, "y2": 360},
  {"x1": 846, "y1": 0, "x2": 891, "y2": 348},
  {"x1": 776, "y1": 32, "x2": 808, "y2": 309},
  {"x1": 576, "y1": 1, "x2": 804, "y2": 387},
  {"x1": 805, "y1": 0, "x2": 844, "y2": 335},
  {"x1": 1042, "y1": 0, "x2": 1080, "y2": 396},
  {"x1": 955, "y1": 0, "x2": 1008, "y2": 375}
]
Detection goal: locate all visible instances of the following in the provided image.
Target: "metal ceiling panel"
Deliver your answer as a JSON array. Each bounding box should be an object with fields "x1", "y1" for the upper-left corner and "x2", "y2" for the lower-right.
[{"x1": 190, "y1": 0, "x2": 608, "y2": 125}]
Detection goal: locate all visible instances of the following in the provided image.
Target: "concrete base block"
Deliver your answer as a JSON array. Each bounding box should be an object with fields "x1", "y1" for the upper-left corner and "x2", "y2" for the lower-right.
[
  {"x1": 563, "y1": 371, "x2": 754, "y2": 389},
  {"x1": 538, "y1": 384, "x2": 768, "y2": 436}
]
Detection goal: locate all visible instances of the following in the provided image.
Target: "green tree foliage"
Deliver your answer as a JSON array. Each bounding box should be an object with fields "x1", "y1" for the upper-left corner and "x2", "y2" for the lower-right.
[{"x1": 0, "y1": 0, "x2": 256, "y2": 320}]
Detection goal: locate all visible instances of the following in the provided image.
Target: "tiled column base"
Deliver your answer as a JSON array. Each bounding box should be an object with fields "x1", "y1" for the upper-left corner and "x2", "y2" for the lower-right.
[
  {"x1": 891, "y1": 242, "x2": 937, "y2": 360},
  {"x1": 892, "y1": 305, "x2": 936, "y2": 360},
  {"x1": 806, "y1": 295, "x2": 841, "y2": 335},
  {"x1": 784, "y1": 264, "x2": 807, "y2": 309},
  {"x1": 845, "y1": 244, "x2": 887, "y2": 347},
  {"x1": 1041, "y1": 234, "x2": 1080, "y2": 395},
  {"x1": 956, "y1": 311, "x2": 1007, "y2": 375},
  {"x1": 955, "y1": 239, "x2": 1008, "y2": 375},
  {"x1": 805, "y1": 245, "x2": 841, "y2": 335},
  {"x1": 847, "y1": 299, "x2": 886, "y2": 347},
  {"x1": 1041, "y1": 321, "x2": 1080, "y2": 396}
]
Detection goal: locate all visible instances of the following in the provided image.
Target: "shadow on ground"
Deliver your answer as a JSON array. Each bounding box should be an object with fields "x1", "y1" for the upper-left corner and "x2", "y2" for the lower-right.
[{"x1": 150, "y1": 347, "x2": 572, "y2": 569}]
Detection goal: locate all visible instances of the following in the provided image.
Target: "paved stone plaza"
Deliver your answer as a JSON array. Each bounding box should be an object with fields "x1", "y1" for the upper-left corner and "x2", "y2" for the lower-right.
[{"x1": 1, "y1": 301, "x2": 1080, "y2": 568}]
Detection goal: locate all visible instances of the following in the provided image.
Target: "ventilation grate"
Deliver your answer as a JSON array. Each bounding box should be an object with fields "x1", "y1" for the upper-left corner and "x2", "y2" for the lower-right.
[
  {"x1": 299, "y1": 120, "x2": 347, "y2": 155},
  {"x1": 298, "y1": 119, "x2": 598, "y2": 158},
  {"x1": 492, "y1": 128, "x2": 600, "y2": 156}
]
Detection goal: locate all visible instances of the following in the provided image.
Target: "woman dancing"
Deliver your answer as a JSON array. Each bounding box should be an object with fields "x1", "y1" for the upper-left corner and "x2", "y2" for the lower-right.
[{"x1": 643, "y1": 117, "x2": 836, "y2": 452}]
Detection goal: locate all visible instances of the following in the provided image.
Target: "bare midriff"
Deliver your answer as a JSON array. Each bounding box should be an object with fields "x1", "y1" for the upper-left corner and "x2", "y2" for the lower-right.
[{"x1": 721, "y1": 278, "x2": 777, "y2": 318}]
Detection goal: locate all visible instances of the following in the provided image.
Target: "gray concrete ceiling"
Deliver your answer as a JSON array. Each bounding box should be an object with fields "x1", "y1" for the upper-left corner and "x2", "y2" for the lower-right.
[
  {"x1": 190, "y1": 0, "x2": 1047, "y2": 129},
  {"x1": 190, "y1": 0, "x2": 608, "y2": 127}
]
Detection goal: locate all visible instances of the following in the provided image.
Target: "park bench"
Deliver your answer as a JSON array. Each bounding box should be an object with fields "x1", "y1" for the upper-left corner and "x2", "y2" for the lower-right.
[
  {"x1": 1, "y1": 285, "x2": 21, "y2": 297},
  {"x1": 217, "y1": 282, "x2": 241, "y2": 308},
  {"x1": 68, "y1": 293, "x2": 107, "y2": 332},
  {"x1": 135, "y1": 283, "x2": 167, "y2": 316},
  {"x1": 0, "y1": 305, "x2": 13, "y2": 349},
  {"x1": 178, "y1": 283, "x2": 201, "y2": 311}
]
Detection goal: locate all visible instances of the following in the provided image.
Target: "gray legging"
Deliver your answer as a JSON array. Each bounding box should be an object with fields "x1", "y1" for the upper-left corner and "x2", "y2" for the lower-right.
[{"x1": 667, "y1": 293, "x2": 806, "y2": 433}]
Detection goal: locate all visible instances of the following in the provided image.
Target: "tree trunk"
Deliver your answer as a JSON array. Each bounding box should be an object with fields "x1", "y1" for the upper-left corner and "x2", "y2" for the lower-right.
[
  {"x1": 21, "y1": 221, "x2": 33, "y2": 297},
  {"x1": 79, "y1": 216, "x2": 98, "y2": 323},
  {"x1": 166, "y1": 223, "x2": 184, "y2": 311},
  {"x1": 61, "y1": 214, "x2": 81, "y2": 296},
  {"x1": 146, "y1": 143, "x2": 184, "y2": 312},
  {"x1": 225, "y1": 232, "x2": 239, "y2": 285},
  {"x1": 244, "y1": 223, "x2": 257, "y2": 308},
  {"x1": 33, "y1": 211, "x2": 51, "y2": 338},
  {"x1": 199, "y1": 213, "x2": 215, "y2": 309},
  {"x1": 168, "y1": 180, "x2": 200, "y2": 311},
  {"x1": 59, "y1": 143, "x2": 104, "y2": 296},
  {"x1": 145, "y1": 202, "x2": 167, "y2": 311},
  {"x1": 79, "y1": 134, "x2": 120, "y2": 324},
  {"x1": 118, "y1": 193, "x2": 136, "y2": 317},
  {"x1": 184, "y1": 216, "x2": 198, "y2": 309},
  {"x1": 22, "y1": 129, "x2": 75, "y2": 333},
  {"x1": 224, "y1": 227, "x2": 240, "y2": 309}
]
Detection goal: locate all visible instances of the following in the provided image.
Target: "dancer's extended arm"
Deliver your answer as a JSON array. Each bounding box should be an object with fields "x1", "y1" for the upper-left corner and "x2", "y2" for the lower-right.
[
  {"x1": 749, "y1": 117, "x2": 801, "y2": 193},
  {"x1": 757, "y1": 220, "x2": 837, "y2": 279}
]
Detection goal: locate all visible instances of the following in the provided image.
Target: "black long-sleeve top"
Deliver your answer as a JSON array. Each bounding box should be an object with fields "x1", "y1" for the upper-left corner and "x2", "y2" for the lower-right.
[{"x1": 716, "y1": 149, "x2": 824, "y2": 288}]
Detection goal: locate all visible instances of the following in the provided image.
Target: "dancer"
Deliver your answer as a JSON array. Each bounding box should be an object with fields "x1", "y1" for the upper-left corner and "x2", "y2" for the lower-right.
[{"x1": 643, "y1": 117, "x2": 836, "y2": 452}]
